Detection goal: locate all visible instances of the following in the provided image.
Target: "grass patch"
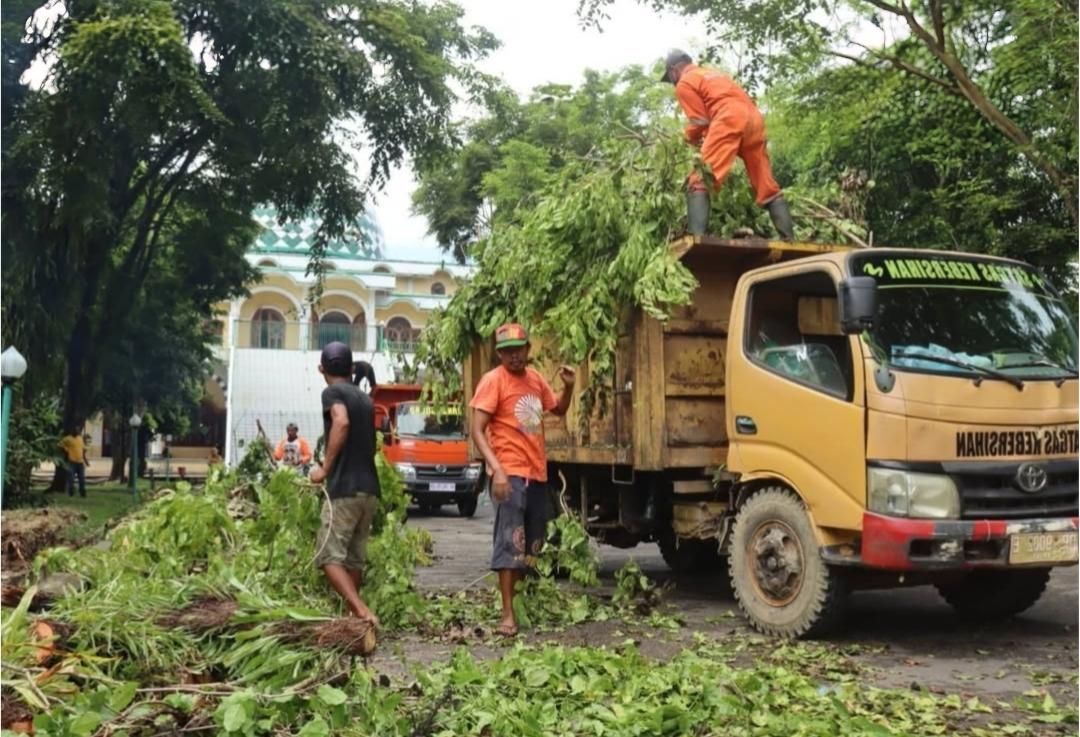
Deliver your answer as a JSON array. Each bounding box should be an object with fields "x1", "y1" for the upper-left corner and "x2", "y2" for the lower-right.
[{"x1": 45, "y1": 482, "x2": 151, "y2": 543}]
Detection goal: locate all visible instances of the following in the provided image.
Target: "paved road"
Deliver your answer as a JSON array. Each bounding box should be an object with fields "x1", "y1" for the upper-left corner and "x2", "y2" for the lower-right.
[{"x1": 407, "y1": 497, "x2": 1078, "y2": 699}]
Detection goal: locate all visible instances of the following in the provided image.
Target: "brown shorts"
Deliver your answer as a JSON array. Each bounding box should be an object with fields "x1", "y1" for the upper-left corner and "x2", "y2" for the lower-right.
[{"x1": 314, "y1": 493, "x2": 378, "y2": 569}]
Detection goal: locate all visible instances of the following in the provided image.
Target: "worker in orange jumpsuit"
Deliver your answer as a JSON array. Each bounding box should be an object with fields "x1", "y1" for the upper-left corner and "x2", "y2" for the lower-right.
[{"x1": 660, "y1": 49, "x2": 794, "y2": 241}]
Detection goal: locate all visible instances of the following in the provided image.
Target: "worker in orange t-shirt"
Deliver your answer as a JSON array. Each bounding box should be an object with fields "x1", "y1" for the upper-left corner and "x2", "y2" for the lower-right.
[
  {"x1": 274, "y1": 422, "x2": 313, "y2": 471},
  {"x1": 660, "y1": 49, "x2": 795, "y2": 241},
  {"x1": 469, "y1": 323, "x2": 575, "y2": 637}
]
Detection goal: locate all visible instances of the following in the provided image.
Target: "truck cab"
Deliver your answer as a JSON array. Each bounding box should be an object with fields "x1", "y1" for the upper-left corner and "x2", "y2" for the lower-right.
[
  {"x1": 375, "y1": 385, "x2": 484, "y2": 517},
  {"x1": 724, "y1": 248, "x2": 1078, "y2": 635}
]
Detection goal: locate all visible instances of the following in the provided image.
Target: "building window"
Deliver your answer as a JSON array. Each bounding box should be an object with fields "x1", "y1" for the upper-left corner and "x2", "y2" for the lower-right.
[
  {"x1": 314, "y1": 311, "x2": 351, "y2": 350},
  {"x1": 384, "y1": 316, "x2": 419, "y2": 352},
  {"x1": 431, "y1": 282, "x2": 446, "y2": 296},
  {"x1": 250, "y1": 308, "x2": 285, "y2": 349}
]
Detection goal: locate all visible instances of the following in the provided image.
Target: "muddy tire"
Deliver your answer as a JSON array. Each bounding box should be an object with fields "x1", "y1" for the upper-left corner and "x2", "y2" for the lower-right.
[
  {"x1": 657, "y1": 528, "x2": 722, "y2": 572},
  {"x1": 935, "y1": 568, "x2": 1051, "y2": 621},
  {"x1": 457, "y1": 494, "x2": 479, "y2": 518},
  {"x1": 729, "y1": 486, "x2": 848, "y2": 638}
]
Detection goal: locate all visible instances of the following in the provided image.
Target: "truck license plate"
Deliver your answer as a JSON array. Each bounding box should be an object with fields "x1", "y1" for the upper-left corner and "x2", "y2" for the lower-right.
[
  {"x1": 429, "y1": 482, "x2": 455, "y2": 492},
  {"x1": 1009, "y1": 532, "x2": 1079, "y2": 565}
]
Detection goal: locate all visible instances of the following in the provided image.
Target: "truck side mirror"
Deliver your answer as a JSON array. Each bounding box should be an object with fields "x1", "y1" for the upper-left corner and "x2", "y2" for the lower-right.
[
  {"x1": 838, "y1": 276, "x2": 878, "y2": 334},
  {"x1": 380, "y1": 416, "x2": 392, "y2": 443}
]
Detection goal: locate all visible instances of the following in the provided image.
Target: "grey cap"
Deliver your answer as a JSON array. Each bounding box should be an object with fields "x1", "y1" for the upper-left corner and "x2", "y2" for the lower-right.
[{"x1": 659, "y1": 48, "x2": 693, "y2": 83}]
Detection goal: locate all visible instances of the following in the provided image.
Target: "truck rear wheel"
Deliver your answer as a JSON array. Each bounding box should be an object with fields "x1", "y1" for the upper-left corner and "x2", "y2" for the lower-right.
[
  {"x1": 657, "y1": 528, "x2": 722, "y2": 572},
  {"x1": 935, "y1": 568, "x2": 1051, "y2": 621},
  {"x1": 729, "y1": 487, "x2": 848, "y2": 638}
]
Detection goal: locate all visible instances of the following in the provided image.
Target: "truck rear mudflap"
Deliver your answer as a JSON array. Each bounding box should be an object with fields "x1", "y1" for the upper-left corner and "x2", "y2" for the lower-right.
[{"x1": 851, "y1": 513, "x2": 1079, "y2": 570}]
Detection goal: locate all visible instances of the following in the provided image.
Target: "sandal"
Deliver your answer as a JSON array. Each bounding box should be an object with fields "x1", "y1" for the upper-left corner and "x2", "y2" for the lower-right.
[{"x1": 495, "y1": 622, "x2": 518, "y2": 637}]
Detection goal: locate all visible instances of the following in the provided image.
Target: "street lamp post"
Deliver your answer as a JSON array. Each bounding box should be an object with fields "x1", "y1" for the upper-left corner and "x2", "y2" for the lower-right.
[
  {"x1": 129, "y1": 413, "x2": 142, "y2": 500},
  {"x1": 0, "y1": 347, "x2": 28, "y2": 507}
]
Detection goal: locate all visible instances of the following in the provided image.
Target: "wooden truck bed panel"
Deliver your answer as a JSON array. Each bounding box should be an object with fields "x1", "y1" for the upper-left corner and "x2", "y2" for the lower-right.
[{"x1": 463, "y1": 237, "x2": 850, "y2": 470}]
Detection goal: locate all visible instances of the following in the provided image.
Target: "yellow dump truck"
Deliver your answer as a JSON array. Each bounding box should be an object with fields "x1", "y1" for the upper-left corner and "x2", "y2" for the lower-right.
[{"x1": 463, "y1": 237, "x2": 1079, "y2": 637}]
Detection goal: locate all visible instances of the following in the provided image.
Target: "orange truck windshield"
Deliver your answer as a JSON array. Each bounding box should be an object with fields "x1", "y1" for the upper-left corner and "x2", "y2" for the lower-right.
[{"x1": 395, "y1": 402, "x2": 464, "y2": 439}]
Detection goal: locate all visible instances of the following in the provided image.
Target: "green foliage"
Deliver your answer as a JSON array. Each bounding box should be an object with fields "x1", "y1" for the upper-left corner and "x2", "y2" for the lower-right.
[
  {"x1": 2, "y1": 393, "x2": 62, "y2": 506},
  {"x1": 580, "y1": 0, "x2": 1078, "y2": 257},
  {"x1": 768, "y1": 25, "x2": 1077, "y2": 282},
  {"x1": 413, "y1": 67, "x2": 673, "y2": 262},
  {"x1": 2, "y1": 0, "x2": 496, "y2": 431},
  {"x1": 416, "y1": 125, "x2": 700, "y2": 419},
  {"x1": 412, "y1": 640, "x2": 960, "y2": 736}
]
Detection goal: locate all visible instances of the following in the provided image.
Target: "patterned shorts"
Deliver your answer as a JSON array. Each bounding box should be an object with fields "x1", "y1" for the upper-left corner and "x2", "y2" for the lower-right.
[{"x1": 491, "y1": 476, "x2": 550, "y2": 571}]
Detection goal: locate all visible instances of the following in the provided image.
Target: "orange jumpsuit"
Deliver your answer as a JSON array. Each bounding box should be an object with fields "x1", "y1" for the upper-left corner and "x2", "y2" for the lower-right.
[{"x1": 675, "y1": 65, "x2": 781, "y2": 206}]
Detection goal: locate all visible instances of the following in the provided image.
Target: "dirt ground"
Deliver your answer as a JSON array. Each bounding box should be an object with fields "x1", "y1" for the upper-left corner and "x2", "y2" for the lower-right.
[{"x1": 377, "y1": 496, "x2": 1079, "y2": 716}]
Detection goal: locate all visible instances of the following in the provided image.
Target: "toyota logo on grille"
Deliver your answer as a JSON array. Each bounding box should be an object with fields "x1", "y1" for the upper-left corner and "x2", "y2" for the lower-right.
[
  {"x1": 436, "y1": 464, "x2": 447, "y2": 474},
  {"x1": 1015, "y1": 463, "x2": 1048, "y2": 494}
]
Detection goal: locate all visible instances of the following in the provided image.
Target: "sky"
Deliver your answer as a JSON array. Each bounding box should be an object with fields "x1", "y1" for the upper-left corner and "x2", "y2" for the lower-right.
[{"x1": 373, "y1": 0, "x2": 703, "y2": 262}]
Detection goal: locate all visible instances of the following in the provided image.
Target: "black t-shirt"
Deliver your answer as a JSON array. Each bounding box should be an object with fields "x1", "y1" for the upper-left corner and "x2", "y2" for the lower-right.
[{"x1": 321, "y1": 382, "x2": 381, "y2": 499}]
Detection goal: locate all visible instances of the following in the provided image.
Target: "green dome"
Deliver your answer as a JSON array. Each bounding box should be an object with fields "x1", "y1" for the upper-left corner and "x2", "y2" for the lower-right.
[{"x1": 251, "y1": 205, "x2": 385, "y2": 260}]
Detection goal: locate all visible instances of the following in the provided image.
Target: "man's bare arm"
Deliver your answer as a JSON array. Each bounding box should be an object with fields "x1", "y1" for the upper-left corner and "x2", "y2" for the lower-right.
[
  {"x1": 471, "y1": 409, "x2": 501, "y2": 476},
  {"x1": 551, "y1": 365, "x2": 576, "y2": 417},
  {"x1": 321, "y1": 404, "x2": 350, "y2": 476}
]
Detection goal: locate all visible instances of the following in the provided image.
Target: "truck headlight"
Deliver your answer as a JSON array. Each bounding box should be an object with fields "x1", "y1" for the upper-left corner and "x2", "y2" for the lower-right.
[
  {"x1": 465, "y1": 463, "x2": 482, "y2": 480},
  {"x1": 394, "y1": 463, "x2": 416, "y2": 481},
  {"x1": 867, "y1": 468, "x2": 960, "y2": 519}
]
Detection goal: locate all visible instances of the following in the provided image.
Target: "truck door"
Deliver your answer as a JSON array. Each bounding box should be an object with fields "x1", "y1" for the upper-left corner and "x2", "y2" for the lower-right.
[{"x1": 727, "y1": 264, "x2": 866, "y2": 531}]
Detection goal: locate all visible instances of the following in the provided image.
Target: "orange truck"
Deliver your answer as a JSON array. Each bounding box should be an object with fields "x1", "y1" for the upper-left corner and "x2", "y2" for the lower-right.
[
  {"x1": 463, "y1": 236, "x2": 1079, "y2": 637},
  {"x1": 373, "y1": 384, "x2": 484, "y2": 517}
]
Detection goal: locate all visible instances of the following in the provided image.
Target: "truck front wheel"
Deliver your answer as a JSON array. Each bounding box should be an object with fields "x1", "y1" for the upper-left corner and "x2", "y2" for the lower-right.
[
  {"x1": 729, "y1": 486, "x2": 848, "y2": 638},
  {"x1": 935, "y1": 568, "x2": 1051, "y2": 621}
]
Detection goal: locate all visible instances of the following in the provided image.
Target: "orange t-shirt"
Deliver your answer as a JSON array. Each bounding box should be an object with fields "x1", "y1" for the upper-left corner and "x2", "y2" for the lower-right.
[{"x1": 469, "y1": 365, "x2": 558, "y2": 482}]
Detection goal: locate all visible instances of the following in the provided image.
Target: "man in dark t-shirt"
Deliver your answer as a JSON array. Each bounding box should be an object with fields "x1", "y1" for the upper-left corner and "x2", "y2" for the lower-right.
[{"x1": 309, "y1": 341, "x2": 382, "y2": 626}]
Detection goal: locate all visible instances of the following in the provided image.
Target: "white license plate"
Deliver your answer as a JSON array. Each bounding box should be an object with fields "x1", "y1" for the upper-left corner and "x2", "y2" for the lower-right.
[
  {"x1": 1009, "y1": 531, "x2": 1079, "y2": 565},
  {"x1": 429, "y1": 482, "x2": 455, "y2": 492}
]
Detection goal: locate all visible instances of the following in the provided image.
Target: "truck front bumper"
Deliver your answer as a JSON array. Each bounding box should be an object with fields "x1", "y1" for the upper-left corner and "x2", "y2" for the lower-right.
[
  {"x1": 856, "y1": 512, "x2": 1080, "y2": 570},
  {"x1": 405, "y1": 480, "x2": 482, "y2": 503}
]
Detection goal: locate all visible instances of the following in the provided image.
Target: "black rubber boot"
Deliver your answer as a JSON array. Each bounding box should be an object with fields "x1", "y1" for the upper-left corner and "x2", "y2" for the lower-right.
[
  {"x1": 687, "y1": 190, "x2": 710, "y2": 236},
  {"x1": 765, "y1": 195, "x2": 795, "y2": 241}
]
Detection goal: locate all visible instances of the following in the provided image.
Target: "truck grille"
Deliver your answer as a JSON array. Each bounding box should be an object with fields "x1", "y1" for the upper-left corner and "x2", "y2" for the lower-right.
[
  {"x1": 946, "y1": 460, "x2": 1079, "y2": 520},
  {"x1": 415, "y1": 465, "x2": 467, "y2": 482}
]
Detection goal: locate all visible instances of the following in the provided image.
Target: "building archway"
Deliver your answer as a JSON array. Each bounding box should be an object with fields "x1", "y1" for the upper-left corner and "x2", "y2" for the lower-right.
[
  {"x1": 384, "y1": 316, "x2": 418, "y2": 351},
  {"x1": 250, "y1": 307, "x2": 285, "y2": 349},
  {"x1": 314, "y1": 310, "x2": 351, "y2": 350}
]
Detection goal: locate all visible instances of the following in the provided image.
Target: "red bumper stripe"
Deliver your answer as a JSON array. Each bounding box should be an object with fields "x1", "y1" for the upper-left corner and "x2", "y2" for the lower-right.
[{"x1": 860, "y1": 513, "x2": 1079, "y2": 571}]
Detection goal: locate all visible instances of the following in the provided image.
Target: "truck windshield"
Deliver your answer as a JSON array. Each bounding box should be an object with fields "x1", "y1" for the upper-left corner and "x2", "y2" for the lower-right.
[
  {"x1": 850, "y1": 253, "x2": 1078, "y2": 382},
  {"x1": 396, "y1": 402, "x2": 464, "y2": 439}
]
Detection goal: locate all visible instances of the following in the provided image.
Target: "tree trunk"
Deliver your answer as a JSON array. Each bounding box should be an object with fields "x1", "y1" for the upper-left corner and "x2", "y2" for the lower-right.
[{"x1": 109, "y1": 426, "x2": 128, "y2": 481}]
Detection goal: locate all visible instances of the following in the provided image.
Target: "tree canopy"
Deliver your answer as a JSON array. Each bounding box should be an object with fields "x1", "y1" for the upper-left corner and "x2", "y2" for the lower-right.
[
  {"x1": 579, "y1": 0, "x2": 1078, "y2": 228},
  {"x1": 2, "y1": 0, "x2": 495, "y2": 438},
  {"x1": 412, "y1": 67, "x2": 673, "y2": 262}
]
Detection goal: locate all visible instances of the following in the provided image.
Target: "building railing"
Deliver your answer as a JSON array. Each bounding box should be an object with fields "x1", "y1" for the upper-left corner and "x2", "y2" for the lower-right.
[{"x1": 229, "y1": 321, "x2": 418, "y2": 353}]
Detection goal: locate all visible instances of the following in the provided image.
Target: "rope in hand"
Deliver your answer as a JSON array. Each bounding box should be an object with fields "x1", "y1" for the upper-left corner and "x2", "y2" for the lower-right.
[{"x1": 293, "y1": 477, "x2": 333, "y2": 565}]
